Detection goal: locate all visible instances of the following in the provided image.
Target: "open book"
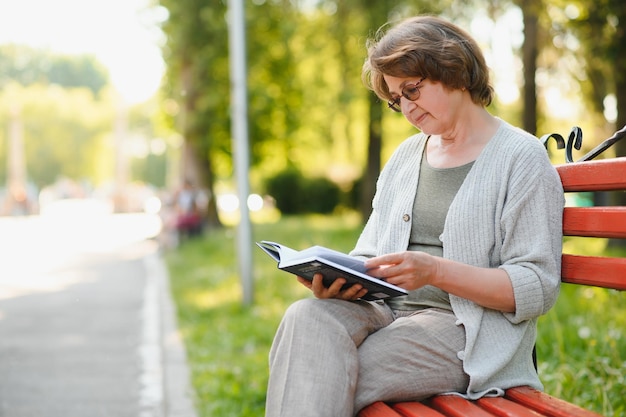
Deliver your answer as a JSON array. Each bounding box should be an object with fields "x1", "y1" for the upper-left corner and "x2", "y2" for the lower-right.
[{"x1": 256, "y1": 241, "x2": 408, "y2": 301}]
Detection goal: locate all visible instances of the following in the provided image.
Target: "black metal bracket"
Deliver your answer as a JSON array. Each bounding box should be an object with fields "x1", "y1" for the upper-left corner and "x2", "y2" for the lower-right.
[{"x1": 541, "y1": 124, "x2": 626, "y2": 163}]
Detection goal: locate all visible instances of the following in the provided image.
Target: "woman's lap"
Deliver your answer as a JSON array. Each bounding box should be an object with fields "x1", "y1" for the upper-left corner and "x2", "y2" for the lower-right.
[
  {"x1": 267, "y1": 298, "x2": 468, "y2": 416},
  {"x1": 266, "y1": 298, "x2": 395, "y2": 417},
  {"x1": 354, "y1": 308, "x2": 469, "y2": 411}
]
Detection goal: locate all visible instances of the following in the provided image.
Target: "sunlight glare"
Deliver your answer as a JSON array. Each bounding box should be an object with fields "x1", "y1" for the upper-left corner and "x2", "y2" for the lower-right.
[
  {"x1": 603, "y1": 94, "x2": 618, "y2": 123},
  {"x1": 0, "y1": 0, "x2": 165, "y2": 104}
]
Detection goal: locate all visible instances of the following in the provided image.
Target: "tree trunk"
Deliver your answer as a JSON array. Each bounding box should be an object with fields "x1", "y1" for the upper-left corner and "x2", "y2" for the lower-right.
[
  {"x1": 360, "y1": 93, "x2": 382, "y2": 221},
  {"x1": 180, "y1": 61, "x2": 222, "y2": 229},
  {"x1": 614, "y1": 23, "x2": 626, "y2": 159},
  {"x1": 180, "y1": 140, "x2": 220, "y2": 230},
  {"x1": 359, "y1": 0, "x2": 391, "y2": 223},
  {"x1": 608, "y1": 13, "x2": 626, "y2": 247},
  {"x1": 521, "y1": 0, "x2": 539, "y2": 135}
]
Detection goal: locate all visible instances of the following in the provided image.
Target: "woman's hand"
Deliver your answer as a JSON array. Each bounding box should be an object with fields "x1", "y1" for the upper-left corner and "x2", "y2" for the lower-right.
[
  {"x1": 364, "y1": 251, "x2": 439, "y2": 291},
  {"x1": 297, "y1": 274, "x2": 369, "y2": 300},
  {"x1": 364, "y1": 251, "x2": 516, "y2": 312}
]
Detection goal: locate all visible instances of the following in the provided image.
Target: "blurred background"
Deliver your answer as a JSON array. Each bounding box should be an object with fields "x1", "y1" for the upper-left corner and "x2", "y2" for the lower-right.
[
  {"x1": 0, "y1": 0, "x2": 624, "y2": 227},
  {"x1": 1, "y1": 2, "x2": 625, "y2": 416}
]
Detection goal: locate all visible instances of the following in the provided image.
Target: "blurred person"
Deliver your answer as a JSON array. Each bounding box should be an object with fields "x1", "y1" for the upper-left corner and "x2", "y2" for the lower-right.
[
  {"x1": 6, "y1": 184, "x2": 30, "y2": 216},
  {"x1": 174, "y1": 180, "x2": 204, "y2": 238},
  {"x1": 265, "y1": 15, "x2": 564, "y2": 417}
]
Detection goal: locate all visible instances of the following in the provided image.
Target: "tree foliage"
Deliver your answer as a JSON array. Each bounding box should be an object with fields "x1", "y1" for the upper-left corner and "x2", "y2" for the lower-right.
[
  {"x1": 549, "y1": 0, "x2": 626, "y2": 154},
  {"x1": 156, "y1": 0, "x2": 452, "y2": 221},
  {"x1": 0, "y1": 46, "x2": 115, "y2": 190},
  {"x1": 0, "y1": 47, "x2": 165, "y2": 202},
  {"x1": 0, "y1": 83, "x2": 114, "y2": 188},
  {"x1": 154, "y1": 0, "x2": 626, "y2": 222},
  {"x1": 0, "y1": 45, "x2": 109, "y2": 95}
]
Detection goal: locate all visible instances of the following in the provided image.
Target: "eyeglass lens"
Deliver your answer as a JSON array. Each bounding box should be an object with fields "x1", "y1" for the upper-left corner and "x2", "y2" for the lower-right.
[{"x1": 387, "y1": 78, "x2": 424, "y2": 112}]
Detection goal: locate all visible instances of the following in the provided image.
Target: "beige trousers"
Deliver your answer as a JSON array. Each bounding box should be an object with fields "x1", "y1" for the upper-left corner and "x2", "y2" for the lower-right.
[{"x1": 265, "y1": 298, "x2": 468, "y2": 417}]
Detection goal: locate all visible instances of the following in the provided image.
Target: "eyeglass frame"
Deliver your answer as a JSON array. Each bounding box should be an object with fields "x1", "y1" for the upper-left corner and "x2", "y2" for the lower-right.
[{"x1": 387, "y1": 77, "x2": 426, "y2": 112}]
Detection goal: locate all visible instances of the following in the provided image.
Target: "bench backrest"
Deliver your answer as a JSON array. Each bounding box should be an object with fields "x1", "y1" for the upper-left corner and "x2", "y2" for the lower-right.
[{"x1": 557, "y1": 157, "x2": 626, "y2": 290}]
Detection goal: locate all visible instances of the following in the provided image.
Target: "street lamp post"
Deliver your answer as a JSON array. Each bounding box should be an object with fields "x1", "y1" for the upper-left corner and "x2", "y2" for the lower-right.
[{"x1": 228, "y1": 0, "x2": 254, "y2": 305}]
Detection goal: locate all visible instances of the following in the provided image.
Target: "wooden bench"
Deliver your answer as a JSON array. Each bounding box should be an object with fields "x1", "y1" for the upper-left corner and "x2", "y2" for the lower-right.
[{"x1": 358, "y1": 156, "x2": 626, "y2": 417}]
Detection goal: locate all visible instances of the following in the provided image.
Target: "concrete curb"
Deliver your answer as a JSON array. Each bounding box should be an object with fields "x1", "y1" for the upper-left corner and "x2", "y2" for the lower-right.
[{"x1": 147, "y1": 251, "x2": 198, "y2": 417}]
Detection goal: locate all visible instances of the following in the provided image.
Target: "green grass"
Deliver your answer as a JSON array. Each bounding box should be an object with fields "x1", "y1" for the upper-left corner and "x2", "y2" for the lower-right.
[
  {"x1": 536, "y1": 238, "x2": 626, "y2": 416},
  {"x1": 165, "y1": 214, "x2": 626, "y2": 417}
]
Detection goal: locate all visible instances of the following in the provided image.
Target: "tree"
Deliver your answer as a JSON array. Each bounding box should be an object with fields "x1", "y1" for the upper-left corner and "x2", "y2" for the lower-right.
[
  {"x1": 357, "y1": 0, "x2": 391, "y2": 220},
  {"x1": 158, "y1": 0, "x2": 230, "y2": 229},
  {"x1": 0, "y1": 45, "x2": 108, "y2": 95},
  {"x1": 560, "y1": 0, "x2": 626, "y2": 153},
  {"x1": 516, "y1": 0, "x2": 541, "y2": 135},
  {"x1": 0, "y1": 83, "x2": 114, "y2": 188}
]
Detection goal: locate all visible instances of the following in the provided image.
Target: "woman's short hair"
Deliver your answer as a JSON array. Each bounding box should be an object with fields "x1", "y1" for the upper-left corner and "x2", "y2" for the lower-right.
[{"x1": 363, "y1": 15, "x2": 494, "y2": 107}]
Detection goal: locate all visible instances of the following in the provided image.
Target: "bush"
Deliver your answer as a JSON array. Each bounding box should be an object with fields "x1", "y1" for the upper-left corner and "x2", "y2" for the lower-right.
[
  {"x1": 265, "y1": 169, "x2": 341, "y2": 214},
  {"x1": 300, "y1": 176, "x2": 340, "y2": 214},
  {"x1": 265, "y1": 169, "x2": 302, "y2": 214},
  {"x1": 346, "y1": 176, "x2": 363, "y2": 210}
]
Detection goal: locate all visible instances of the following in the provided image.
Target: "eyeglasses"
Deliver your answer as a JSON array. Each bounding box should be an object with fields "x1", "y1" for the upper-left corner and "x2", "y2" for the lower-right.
[{"x1": 387, "y1": 78, "x2": 425, "y2": 112}]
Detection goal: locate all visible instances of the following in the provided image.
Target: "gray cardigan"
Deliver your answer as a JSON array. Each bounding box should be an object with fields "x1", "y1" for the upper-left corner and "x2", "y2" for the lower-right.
[{"x1": 351, "y1": 120, "x2": 564, "y2": 398}]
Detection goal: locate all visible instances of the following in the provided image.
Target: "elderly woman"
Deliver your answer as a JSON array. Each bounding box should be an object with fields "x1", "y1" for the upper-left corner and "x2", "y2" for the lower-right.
[{"x1": 265, "y1": 15, "x2": 564, "y2": 417}]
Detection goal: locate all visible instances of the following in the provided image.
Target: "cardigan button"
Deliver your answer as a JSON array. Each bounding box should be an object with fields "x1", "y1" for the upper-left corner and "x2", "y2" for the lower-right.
[
  {"x1": 457, "y1": 350, "x2": 466, "y2": 361},
  {"x1": 402, "y1": 214, "x2": 410, "y2": 222}
]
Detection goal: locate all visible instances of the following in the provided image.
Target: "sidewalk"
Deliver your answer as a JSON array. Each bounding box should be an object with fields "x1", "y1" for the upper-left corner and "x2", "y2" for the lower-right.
[{"x1": 0, "y1": 230, "x2": 197, "y2": 417}]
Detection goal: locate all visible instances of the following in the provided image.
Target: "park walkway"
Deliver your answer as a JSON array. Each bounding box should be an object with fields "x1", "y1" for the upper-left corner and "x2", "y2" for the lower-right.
[{"x1": 0, "y1": 214, "x2": 197, "y2": 417}]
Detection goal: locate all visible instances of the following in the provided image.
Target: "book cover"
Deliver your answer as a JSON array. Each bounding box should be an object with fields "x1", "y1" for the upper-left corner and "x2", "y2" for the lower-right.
[{"x1": 256, "y1": 241, "x2": 407, "y2": 301}]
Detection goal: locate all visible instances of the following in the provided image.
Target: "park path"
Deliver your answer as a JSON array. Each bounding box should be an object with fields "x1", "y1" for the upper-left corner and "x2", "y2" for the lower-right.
[{"x1": 0, "y1": 212, "x2": 196, "y2": 417}]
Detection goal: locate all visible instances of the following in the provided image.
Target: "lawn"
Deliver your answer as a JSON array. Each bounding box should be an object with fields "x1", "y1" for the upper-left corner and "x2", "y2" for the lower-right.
[{"x1": 165, "y1": 213, "x2": 626, "y2": 417}]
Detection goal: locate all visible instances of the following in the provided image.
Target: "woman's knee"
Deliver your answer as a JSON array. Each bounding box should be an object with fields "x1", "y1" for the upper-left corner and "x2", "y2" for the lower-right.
[
  {"x1": 283, "y1": 298, "x2": 333, "y2": 323},
  {"x1": 281, "y1": 298, "x2": 391, "y2": 344}
]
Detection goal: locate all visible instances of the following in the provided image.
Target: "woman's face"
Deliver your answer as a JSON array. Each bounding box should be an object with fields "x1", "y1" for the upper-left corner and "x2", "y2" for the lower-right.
[{"x1": 384, "y1": 74, "x2": 464, "y2": 135}]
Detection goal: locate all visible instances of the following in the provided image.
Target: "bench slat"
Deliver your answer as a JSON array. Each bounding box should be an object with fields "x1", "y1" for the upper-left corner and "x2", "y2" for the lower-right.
[
  {"x1": 359, "y1": 401, "x2": 404, "y2": 417},
  {"x1": 562, "y1": 254, "x2": 626, "y2": 289},
  {"x1": 476, "y1": 396, "x2": 545, "y2": 416},
  {"x1": 505, "y1": 386, "x2": 603, "y2": 417},
  {"x1": 427, "y1": 395, "x2": 498, "y2": 417},
  {"x1": 392, "y1": 401, "x2": 448, "y2": 417},
  {"x1": 563, "y1": 207, "x2": 626, "y2": 238},
  {"x1": 557, "y1": 158, "x2": 626, "y2": 192}
]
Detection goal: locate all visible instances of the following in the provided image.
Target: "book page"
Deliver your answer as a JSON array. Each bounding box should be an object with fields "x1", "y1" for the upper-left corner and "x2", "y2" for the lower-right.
[{"x1": 297, "y1": 246, "x2": 369, "y2": 274}]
